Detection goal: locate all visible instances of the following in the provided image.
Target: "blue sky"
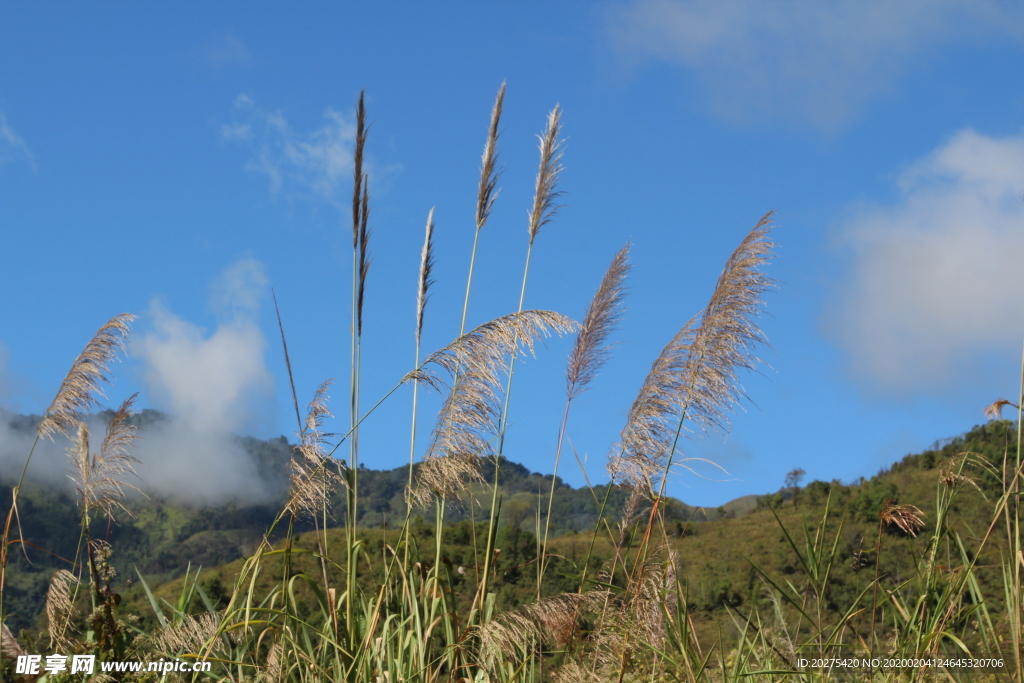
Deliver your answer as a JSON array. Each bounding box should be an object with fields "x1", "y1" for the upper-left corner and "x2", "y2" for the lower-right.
[{"x1": 3, "y1": 1, "x2": 1024, "y2": 508}]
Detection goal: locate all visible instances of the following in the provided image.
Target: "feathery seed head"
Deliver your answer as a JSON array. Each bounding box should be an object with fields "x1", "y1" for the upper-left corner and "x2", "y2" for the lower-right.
[
  {"x1": 287, "y1": 380, "x2": 342, "y2": 520},
  {"x1": 983, "y1": 398, "x2": 1017, "y2": 420},
  {"x1": 567, "y1": 243, "x2": 630, "y2": 400},
  {"x1": 880, "y1": 500, "x2": 926, "y2": 537},
  {"x1": 1, "y1": 622, "x2": 25, "y2": 659},
  {"x1": 38, "y1": 313, "x2": 135, "y2": 440},
  {"x1": 46, "y1": 569, "x2": 79, "y2": 651},
  {"x1": 611, "y1": 214, "x2": 775, "y2": 496},
  {"x1": 352, "y1": 90, "x2": 366, "y2": 249},
  {"x1": 152, "y1": 612, "x2": 222, "y2": 657},
  {"x1": 527, "y1": 105, "x2": 564, "y2": 246},
  {"x1": 412, "y1": 310, "x2": 576, "y2": 504},
  {"x1": 478, "y1": 591, "x2": 608, "y2": 667},
  {"x1": 416, "y1": 208, "x2": 436, "y2": 346},
  {"x1": 477, "y1": 82, "x2": 505, "y2": 231},
  {"x1": 66, "y1": 394, "x2": 143, "y2": 520}
]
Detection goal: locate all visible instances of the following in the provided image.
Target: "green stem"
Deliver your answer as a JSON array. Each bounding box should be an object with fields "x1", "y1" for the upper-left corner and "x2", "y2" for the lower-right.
[{"x1": 539, "y1": 399, "x2": 572, "y2": 599}]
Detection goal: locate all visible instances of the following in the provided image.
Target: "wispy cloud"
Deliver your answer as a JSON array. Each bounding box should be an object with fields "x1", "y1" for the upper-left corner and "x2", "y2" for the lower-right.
[
  {"x1": 203, "y1": 31, "x2": 252, "y2": 70},
  {"x1": 222, "y1": 95, "x2": 359, "y2": 203},
  {"x1": 832, "y1": 129, "x2": 1024, "y2": 392},
  {"x1": 0, "y1": 112, "x2": 34, "y2": 169},
  {"x1": 610, "y1": 0, "x2": 1024, "y2": 130}
]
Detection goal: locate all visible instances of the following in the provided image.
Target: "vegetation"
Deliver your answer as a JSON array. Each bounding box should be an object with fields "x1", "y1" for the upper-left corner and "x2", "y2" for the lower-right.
[{"x1": 1, "y1": 87, "x2": 1021, "y2": 682}]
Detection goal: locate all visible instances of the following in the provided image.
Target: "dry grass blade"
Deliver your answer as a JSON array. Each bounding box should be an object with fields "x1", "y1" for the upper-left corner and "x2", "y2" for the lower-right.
[
  {"x1": 527, "y1": 105, "x2": 564, "y2": 246},
  {"x1": 272, "y1": 288, "x2": 303, "y2": 432},
  {"x1": 37, "y1": 313, "x2": 135, "y2": 440},
  {"x1": 46, "y1": 569, "x2": 79, "y2": 651},
  {"x1": 611, "y1": 214, "x2": 775, "y2": 494},
  {"x1": 412, "y1": 310, "x2": 576, "y2": 503},
  {"x1": 477, "y1": 82, "x2": 505, "y2": 231},
  {"x1": 66, "y1": 394, "x2": 143, "y2": 519},
  {"x1": 881, "y1": 500, "x2": 926, "y2": 537},
  {"x1": 567, "y1": 243, "x2": 630, "y2": 400},
  {"x1": 286, "y1": 380, "x2": 343, "y2": 520},
  {"x1": 416, "y1": 208, "x2": 436, "y2": 346}
]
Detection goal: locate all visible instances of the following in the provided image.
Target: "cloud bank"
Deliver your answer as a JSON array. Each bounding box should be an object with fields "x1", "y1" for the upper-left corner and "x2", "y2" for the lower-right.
[
  {"x1": 834, "y1": 129, "x2": 1024, "y2": 392},
  {"x1": 611, "y1": 0, "x2": 1023, "y2": 129},
  {"x1": 131, "y1": 259, "x2": 274, "y2": 504}
]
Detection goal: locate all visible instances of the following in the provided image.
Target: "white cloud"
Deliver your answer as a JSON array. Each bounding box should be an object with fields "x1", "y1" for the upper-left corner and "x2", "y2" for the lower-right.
[
  {"x1": 610, "y1": 0, "x2": 1023, "y2": 130},
  {"x1": 834, "y1": 129, "x2": 1024, "y2": 391},
  {"x1": 0, "y1": 112, "x2": 34, "y2": 168},
  {"x1": 222, "y1": 95, "x2": 358, "y2": 202}
]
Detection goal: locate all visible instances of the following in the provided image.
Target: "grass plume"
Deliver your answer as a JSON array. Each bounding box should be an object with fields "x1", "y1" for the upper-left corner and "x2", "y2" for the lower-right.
[
  {"x1": 527, "y1": 105, "x2": 564, "y2": 247},
  {"x1": 67, "y1": 394, "x2": 142, "y2": 520},
  {"x1": 566, "y1": 243, "x2": 631, "y2": 400},
  {"x1": 612, "y1": 214, "x2": 775, "y2": 496},
  {"x1": 477, "y1": 81, "x2": 505, "y2": 233},
  {"x1": 880, "y1": 499, "x2": 926, "y2": 537},
  {"x1": 37, "y1": 313, "x2": 135, "y2": 441},
  {"x1": 286, "y1": 381, "x2": 341, "y2": 521},
  {"x1": 45, "y1": 569, "x2": 79, "y2": 651},
  {"x1": 413, "y1": 310, "x2": 575, "y2": 503},
  {"x1": 416, "y1": 208, "x2": 435, "y2": 347}
]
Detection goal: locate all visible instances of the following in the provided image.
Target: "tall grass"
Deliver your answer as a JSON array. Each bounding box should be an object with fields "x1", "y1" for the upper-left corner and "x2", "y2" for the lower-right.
[{"x1": 2, "y1": 88, "x2": 1021, "y2": 683}]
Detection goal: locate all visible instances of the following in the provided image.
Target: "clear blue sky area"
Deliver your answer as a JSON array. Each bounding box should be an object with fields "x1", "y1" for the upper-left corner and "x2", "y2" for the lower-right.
[{"x1": 3, "y1": 2, "x2": 1024, "y2": 508}]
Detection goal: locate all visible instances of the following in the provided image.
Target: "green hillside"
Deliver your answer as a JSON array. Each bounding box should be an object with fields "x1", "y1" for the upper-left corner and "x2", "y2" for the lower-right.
[{"x1": 0, "y1": 409, "x2": 707, "y2": 630}]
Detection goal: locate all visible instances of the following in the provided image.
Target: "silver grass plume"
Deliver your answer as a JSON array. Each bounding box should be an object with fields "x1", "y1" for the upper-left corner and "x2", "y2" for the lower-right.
[
  {"x1": 409, "y1": 310, "x2": 576, "y2": 503},
  {"x1": 67, "y1": 394, "x2": 142, "y2": 520},
  {"x1": 610, "y1": 214, "x2": 775, "y2": 495},
  {"x1": 46, "y1": 569, "x2": 79, "y2": 651},
  {"x1": 38, "y1": 314, "x2": 135, "y2": 440},
  {"x1": 151, "y1": 612, "x2": 222, "y2": 657},
  {"x1": 566, "y1": 243, "x2": 630, "y2": 400},
  {"x1": 259, "y1": 641, "x2": 285, "y2": 683},
  {"x1": 477, "y1": 591, "x2": 608, "y2": 668},
  {"x1": 477, "y1": 82, "x2": 505, "y2": 231},
  {"x1": 352, "y1": 90, "x2": 366, "y2": 251},
  {"x1": 286, "y1": 381, "x2": 342, "y2": 520},
  {"x1": 416, "y1": 208, "x2": 435, "y2": 346},
  {"x1": 1, "y1": 622, "x2": 25, "y2": 659},
  {"x1": 551, "y1": 557, "x2": 677, "y2": 681},
  {"x1": 527, "y1": 105, "x2": 565, "y2": 246}
]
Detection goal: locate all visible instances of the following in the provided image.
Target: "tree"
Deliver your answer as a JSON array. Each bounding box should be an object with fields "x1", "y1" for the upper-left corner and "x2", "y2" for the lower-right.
[{"x1": 784, "y1": 467, "x2": 806, "y2": 490}]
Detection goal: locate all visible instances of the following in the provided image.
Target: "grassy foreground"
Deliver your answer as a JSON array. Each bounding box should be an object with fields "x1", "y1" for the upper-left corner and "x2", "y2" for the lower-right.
[{"x1": 1, "y1": 87, "x2": 1021, "y2": 682}]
